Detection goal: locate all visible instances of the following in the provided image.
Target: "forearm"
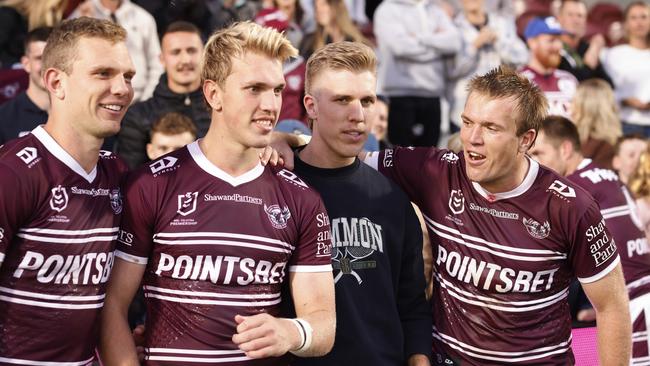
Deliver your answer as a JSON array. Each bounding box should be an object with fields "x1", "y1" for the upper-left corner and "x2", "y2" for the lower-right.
[
  {"x1": 294, "y1": 309, "x2": 336, "y2": 357},
  {"x1": 99, "y1": 301, "x2": 140, "y2": 365},
  {"x1": 596, "y1": 308, "x2": 631, "y2": 365}
]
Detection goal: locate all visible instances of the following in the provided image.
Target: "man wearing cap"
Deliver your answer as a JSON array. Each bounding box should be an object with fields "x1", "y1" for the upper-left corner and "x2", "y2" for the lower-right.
[{"x1": 520, "y1": 16, "x2": 579, "y2": 118}]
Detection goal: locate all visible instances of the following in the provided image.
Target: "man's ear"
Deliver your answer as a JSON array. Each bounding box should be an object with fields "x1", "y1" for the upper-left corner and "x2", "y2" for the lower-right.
[
  {"x1": 519, "y1": 128, "x2": 537, "y2": 153},
  {"x1": 203, "y1": 79, "x2": 223, "y2": 112},
  {"x1": 560, "y1": 140, "x2": 574, "y2": 160},
  {"x1": 304, "y1": 93, "x2": 317, "y2": 121},
  {"x1": 43, "y1": 68, "x2": 65, "y2": 100}
]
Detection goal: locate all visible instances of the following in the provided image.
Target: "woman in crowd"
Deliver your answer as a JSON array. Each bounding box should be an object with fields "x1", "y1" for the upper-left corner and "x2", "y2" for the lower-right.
[
  {"x1": 299, "y1": 0, "x2": 368, "y2": 58},
  {"x1": 601, "y1": 1, "x2": 650, "y2": 137},
  {"x1": 571, "y1": 78, "x2": 622, "y2": 170},
  {"x1": 628, "y1": 145, "x2": 650, "y2": 238}
]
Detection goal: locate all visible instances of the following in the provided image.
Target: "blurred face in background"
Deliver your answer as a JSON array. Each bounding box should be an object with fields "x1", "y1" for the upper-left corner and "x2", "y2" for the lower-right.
[
  {"x1": 160, "y1": 31, "x2": 203, "y2": 92},
  {"x1": 460, "y1": 0, "x2": 485, "y2": 14},
  {"x1": 625, "y1": 4, "x2": 650, "y2": 40},
  {"x1": 557, "y1": 1, "x2": 587, "y2": 38},
  {"x1": 528, "y1": 34, "x2": 563, "y2": 69},
  {"x1": 22, "y1": 40, "x2": 47, "y2": 91},
  {"x1": 315, "y1": 0, "x2": 332, "y2": 27},
  {"x1": 614, "y1": 138, "x2": 648, "y2": 183},
  {"x1": 370, "y1": 99, "x2": 388, "y2": 141}
]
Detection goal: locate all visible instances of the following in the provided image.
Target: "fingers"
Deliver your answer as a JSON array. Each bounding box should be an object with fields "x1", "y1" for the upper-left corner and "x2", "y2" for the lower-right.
[
  {"x1": 259, "y1": 147, "x2": 283, "y2": 167},
  {"x1": 231, "y1": 314, "x2": 294, "y2": 358}
]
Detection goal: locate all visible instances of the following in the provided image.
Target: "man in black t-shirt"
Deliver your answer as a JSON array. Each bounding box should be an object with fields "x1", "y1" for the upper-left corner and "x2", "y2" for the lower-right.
[{"x1": 291, "y1": 41, "x2": 432, "y2": 366}]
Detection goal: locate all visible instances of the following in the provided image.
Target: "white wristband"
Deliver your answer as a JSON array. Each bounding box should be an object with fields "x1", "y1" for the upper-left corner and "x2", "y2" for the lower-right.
[{"x1": 289, "y1": 318, "x2": 313, "y2": 356}]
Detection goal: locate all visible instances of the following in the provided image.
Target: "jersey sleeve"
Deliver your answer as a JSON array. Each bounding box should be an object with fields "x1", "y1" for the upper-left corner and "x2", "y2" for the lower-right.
[
  {"x1": 0, "y1": 164, "x2": 32, "y2": 268},
  {"x1": 366, "y1": 147, "x2": 440, "y2": 204},
  {"x1": 114, "y1": 172, "x2": 156, "y2": 266},
  {"x1": 288, "y1": 194, "x2": 333, "y2": 273},
  {"x1": 570, "y1": 201, "x2": 621, "y2": 283}
]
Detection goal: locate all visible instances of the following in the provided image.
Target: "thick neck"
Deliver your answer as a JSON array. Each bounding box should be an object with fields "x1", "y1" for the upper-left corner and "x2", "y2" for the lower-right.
[
  {"x1": 42, "y1": 115, "x2": 102, "y2": 174},
  {"x1": 629, "y1": 36, "x2": 649, "y2": 50},
  {"x1": 527, "y1": 58, "x2": 554, "y2": 75},
  {"x1": 198, "y1": 120, "x2": 261, "y2": 177},
  {"x1": 299, "y1": 139, "x2": 356, "y2": 169},
  {"x1": 564, "y1": 152, "x2": 584, "y2": 176}
]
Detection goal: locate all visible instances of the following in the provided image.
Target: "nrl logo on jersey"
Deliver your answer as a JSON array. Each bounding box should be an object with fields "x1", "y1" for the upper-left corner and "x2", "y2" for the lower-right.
[
  {"x1": 441, "y1": 151, "x2": 459, "y2": 164},
  {"x1": 109, "y1": 189, "x2": 123, "y2": 214},
  {"x1": 16, "y1": 147, "x2": 40, "y2": 167},
  {"x1": 523, "y1": 217, "x2": 551, "y2": 239},
  {"x1": 449, "y1": 189, "x2": 465, "y2": 215},
  {"x1": 177, "y1": 192, "x2": 198, "y2": 216},
  {"x1": 264, "y1": 204, "x2": 291, "y2": 229},
  {"x1": 150, "y1": 156, "x2": 179, "y2": 176},
  {"x1": 50, "y1": 185, "x2": 69, "y2": 212}
]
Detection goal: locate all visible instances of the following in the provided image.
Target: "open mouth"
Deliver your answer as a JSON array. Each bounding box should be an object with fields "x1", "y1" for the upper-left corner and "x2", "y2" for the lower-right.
[
  {"x1": 467, "y1": 151, "x2": 486, "y2": 161},
  {"x1": 100, "y1": 104, "x2": 124, "y2": 112},
  {"x1": 253, "y1": 119, "x2": 274, "y2": 129}
]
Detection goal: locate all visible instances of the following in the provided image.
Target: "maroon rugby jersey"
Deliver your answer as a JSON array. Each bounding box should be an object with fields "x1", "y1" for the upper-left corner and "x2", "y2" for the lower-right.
[
  {"x1": 520, "y1": 65, "x2": 578, "y2": 118},
  {"x1": 116, "y1": 141, "x2": 332, "y2": 365},
  {"x1": 0, "y1": 126, "x2": 127, "y2": 365},
  {"x1": 368, "y1": 147, "x2": 620, "y2": 365},
  {"x1": 568, "y1": 158, "x2": 650, "y2": 361}
]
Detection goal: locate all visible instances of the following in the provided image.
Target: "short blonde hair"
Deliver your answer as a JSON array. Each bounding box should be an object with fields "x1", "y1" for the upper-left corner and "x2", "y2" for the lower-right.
[
  {"x1": 305, "y1": 41, "x2": 376, "y2": 94},
  {"x1": 42, "y1": 17, "x2": 127, "y2": 74},
  {"x1": 202, "y1": 21, "x2": 297, "y2": 87}
]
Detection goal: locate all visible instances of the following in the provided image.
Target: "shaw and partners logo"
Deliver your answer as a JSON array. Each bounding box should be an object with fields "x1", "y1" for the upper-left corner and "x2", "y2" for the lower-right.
[
  {"x1": 177, "y1": 192, "x2": 198, "y2": 216},
  {"x1": 49, "y1": 185, "x2": 69, "y2": 212}
]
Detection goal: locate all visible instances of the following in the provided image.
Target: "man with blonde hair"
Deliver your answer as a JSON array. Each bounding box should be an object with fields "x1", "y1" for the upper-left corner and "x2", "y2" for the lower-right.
[
  {"x1": 364, "y1": 66, "x2": 631, "y2": 364},
  {"x1": 0, "y1": 17, "x2": 132, "y2": 365},
  {"x1": 290, "y1": 41, "x2": 432, "y2": 366},
  {"x1": 100, "y1": 21, "x2": 335, "y2": 365}
]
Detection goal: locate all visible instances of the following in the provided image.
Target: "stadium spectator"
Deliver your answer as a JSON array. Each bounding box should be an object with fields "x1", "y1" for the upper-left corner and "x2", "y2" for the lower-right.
[
  {"x1": 115, "y1": 21, "x2": 210, "y2": 169},
  {"x1": 613, "y1": 134, "x2": 648, "y2": 185},
  {"x1": 556, "y1": 0, "x2": 613, "y2": 85},
  {"x1": 628, "y1": 145, "x2": 650, "y2": 238},
  {"x1": 146, "y1": 112, "x2": 197, "y2": 161},
  {"x1": 100, "y1": 21, "x2": 336, "y2": 364},
  {"x1": 374, "y1": 0, "x2": 461, "y2": 147},
  {"x1": 255, "y1": 0, "x2": 308, "y2": 48},
  {"x1": 0, "y1": 27, "x2": 51, "y2": 144},
  {"x1": 364, "y1": 66, "x2": 631, "y2": 364},
  {"x1": 289, "y1": 40, "x2": 432, "y2": 366},
  {"x1": 369, "y1": 95, "x2": 391, "y2": 150},
  {"x1": 530, "y1": 115, "x2": 650, "y2": 364},
  {"x1": 0, "y1": 17, "x2": 131, "y2": 365},
  {"x1": 448, "y1": 0, "x2": 527, "y2": 132},
  {"x1": 571, "y1": 78, "x2": 622, "y2": 170},
  {"x1": 71, "y1": 0, "x2": 164, "y2": 103},
  {"x1": 520, "y1": 16, "x2": 579, "y2": 118},
  {"x1": 601, "y1": 1, "x2": 650, "y2": 137},
  {"x1": 205, "y1": 0, "x2": 260, "y2": 32},
  {"x1": 255, "y1": 10, "x2": 308, "y2": 123},
  {"x1": 300, "y1": 0, "x2": 369, "y2": 59}
]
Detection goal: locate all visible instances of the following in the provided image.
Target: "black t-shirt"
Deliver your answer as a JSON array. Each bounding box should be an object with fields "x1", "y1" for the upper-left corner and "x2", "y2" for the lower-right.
[
  {"x1": 290, "y1": 154, "x2": 432, "y2": 366},
  {"x1": 0, "y1": 91, "x2": 47, "y2": 145}
]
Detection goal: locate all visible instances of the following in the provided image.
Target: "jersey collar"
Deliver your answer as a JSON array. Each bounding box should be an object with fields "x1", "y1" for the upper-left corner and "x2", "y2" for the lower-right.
[
  {"x1": 187, "y1": 140, "x2": 264, "y2": 187},
  {"x1": 31, "y1": 126, "x2": 97, "y2": 183},
  {"x1": 471, "y1": 156, "x2": 539, "y2": 202}
]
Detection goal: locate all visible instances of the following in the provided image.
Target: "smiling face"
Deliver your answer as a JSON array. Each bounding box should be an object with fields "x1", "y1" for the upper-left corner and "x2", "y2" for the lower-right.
[
  {"x1": 305, "y1": 68, "x2": 376, "y2": 166},
  {"x1": 22, "y1": 41, "x2": 47, "y2": 91},
  {"x1": 160, "y1": 31, "x2": 203, "y2": 92},
  {"x1": 204, "y1": 51, "x2": 285, "y2": 150},
  {"x1": 55, "y1": 37, "x2": 135, "y2": 139},
  {"x1": 460, "y1": 92, "x2": 535, "y2": 193}
]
